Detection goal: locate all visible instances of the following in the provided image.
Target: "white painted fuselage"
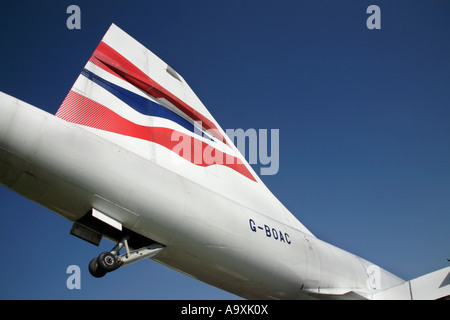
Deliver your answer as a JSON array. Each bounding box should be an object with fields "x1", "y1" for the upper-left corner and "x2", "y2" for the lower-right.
[{"x1": 0, "y1": 91, "x2": 403, "y2": 299}]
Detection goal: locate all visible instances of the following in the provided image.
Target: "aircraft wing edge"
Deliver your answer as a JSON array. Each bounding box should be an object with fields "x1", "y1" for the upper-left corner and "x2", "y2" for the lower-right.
[{"x1": 372, "y1": 266, "x2": 450, "y2": 300}]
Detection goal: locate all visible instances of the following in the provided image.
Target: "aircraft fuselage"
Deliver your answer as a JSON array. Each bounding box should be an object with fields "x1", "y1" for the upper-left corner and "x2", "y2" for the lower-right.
[{"x1": 0, "y1": 92, "x2": 404, "y2": 299}]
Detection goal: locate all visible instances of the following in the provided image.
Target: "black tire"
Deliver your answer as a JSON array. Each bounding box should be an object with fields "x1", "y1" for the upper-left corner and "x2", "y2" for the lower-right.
[
  {"x1": 88, "y1": 257, "x2": 107, "y2": 278},
  {"x1": 97, "y1": 252, "x2": 118, "y2": 272}
]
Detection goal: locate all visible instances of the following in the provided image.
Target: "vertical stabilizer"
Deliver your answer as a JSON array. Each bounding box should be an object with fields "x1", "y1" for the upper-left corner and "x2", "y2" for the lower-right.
[{"x1": 56, "y1": 24, "x2": 313, "y2": 236}]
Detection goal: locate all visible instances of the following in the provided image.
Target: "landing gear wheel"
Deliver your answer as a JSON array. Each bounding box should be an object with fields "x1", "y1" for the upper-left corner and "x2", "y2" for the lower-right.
[
  {"x1": 88, "y1": 257, "x2": 107, "y2": 278},
  {"x1": 97, "y1": 251, "x2": 119, "y2": 272},
  {"x1": 87, "y1": 237, "x2": 162, "y2": 279}
]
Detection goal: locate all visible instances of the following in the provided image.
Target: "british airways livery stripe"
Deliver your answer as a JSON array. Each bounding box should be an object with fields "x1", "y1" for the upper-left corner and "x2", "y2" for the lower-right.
[
  {"x1": 90, "y1": 41, "x2": 229, "y2": 146},
  {"x1": 80, "y1": 68, "x2": 212, "y2": 140},
  {"x1": 56, "y1": 90, "x2": 256, "y2": 182}
]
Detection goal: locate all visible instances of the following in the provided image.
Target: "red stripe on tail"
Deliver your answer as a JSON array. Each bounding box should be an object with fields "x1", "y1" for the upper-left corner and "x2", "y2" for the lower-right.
[{"x1": 57, "y1": 90, "x2": 256, "y2": 182}]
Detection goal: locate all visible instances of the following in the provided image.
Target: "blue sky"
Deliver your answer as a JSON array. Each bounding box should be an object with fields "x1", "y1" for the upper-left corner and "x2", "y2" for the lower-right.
[{"x1": 0, "y1": 0, "x2": 449, "y2": 299}]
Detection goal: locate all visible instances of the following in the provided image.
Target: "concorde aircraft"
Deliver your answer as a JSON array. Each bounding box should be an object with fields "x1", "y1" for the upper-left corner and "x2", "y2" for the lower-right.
[{"x1": 0, "y1": 24, "x2": 448, "y2": 299}]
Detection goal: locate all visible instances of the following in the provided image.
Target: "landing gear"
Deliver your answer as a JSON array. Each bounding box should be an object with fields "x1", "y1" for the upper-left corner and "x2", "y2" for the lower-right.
[
  {"x1": 88, "y1": 253, "x2": 121, "y2": 278},
  {"x1": 97, "y1": 251, "x2": 120, "y2": 272},
  {"x1": 88, "y1": 257, "x2": 107, "y2": 278},
  {"x1": 88, "y1": 237, "x2": 164, "y2": 278}
]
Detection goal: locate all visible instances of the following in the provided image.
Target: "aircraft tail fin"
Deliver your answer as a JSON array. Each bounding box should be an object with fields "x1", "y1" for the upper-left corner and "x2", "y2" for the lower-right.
[
  {"x1": 56, "y1": 23, "x2": 313, "y2": 235},
  {"x1": 56, "y1": 24, "x2": 255, "y2": 181}
]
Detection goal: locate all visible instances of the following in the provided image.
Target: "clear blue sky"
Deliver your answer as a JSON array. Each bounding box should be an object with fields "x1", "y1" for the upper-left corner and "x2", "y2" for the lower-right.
[{"x1": 0, "y1": 0, "x2": 449, "y2": 299}]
